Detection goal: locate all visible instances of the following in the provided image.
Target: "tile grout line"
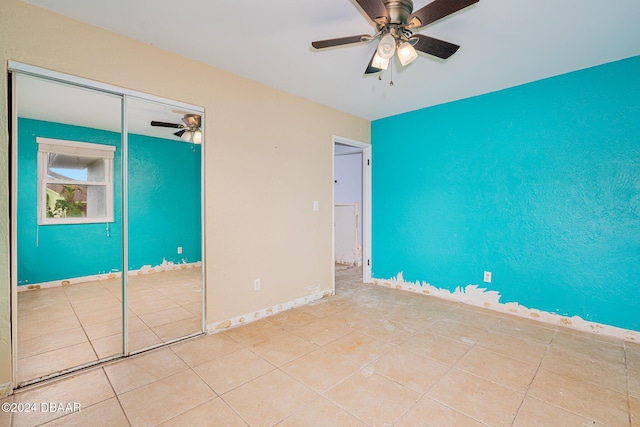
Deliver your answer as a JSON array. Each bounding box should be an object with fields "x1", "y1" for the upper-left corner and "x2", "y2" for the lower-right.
[
  {"x1": 275, "y1": 394, "x2": 340, "y2": 426},
  {"x1": 102, "y1": 366, "x2": 133, "y2": 427},
  {"x1": 270, "y1": 314, "x2": 395, "y2": 426},
  {"x1": 192, "y1": 366, "x2": 250, "y2": 425},
  {"x1": 96, "y1": 344, "x2": 193, "y2": 398},
  {"x1": 541, "y1": 356, "x2": 630, "y2": 396},
  {"x1": 269, "y1": 380, "x2": 340, "y2": 426},
  {"x1": 65, "y1": 287, "x2": 102, "y2": 363},
  {"x1": 513, "y1": 328, "x2": 624, "y2": 425},
  {"x1": 313, "y1": 369, "x2": 372, "y2": 426},
  {"x1": 217, "y1": 356, "x2": 314, "y2": 426},
  {"x1": 377, "y1": 320, "x2": 446, "y2": 424},
  {"x1": 625, "y1": 341, "x2": 632, "y2": 426},
  {"x1": 19, "y1": 367, "x2": 127, "y2": 426},
  {"x1": 432, "y1": 313, "x2": 552, "y2": 424},
  {"x1": 391, "y1": 316, "x2": 487, "y2": 426},
  {"x1": 377, "y1": 292, "x2": 478, "y2": 422},
  {"x1": 171, "y1": 333, "x2": 286, "y2": 422},
  {"x1": 17, "y1": 287, "x2": 89, "y2": 379},
  {"x1": 508, "y1": 326, "x2": 557, "y2": 426},
  {"x1": 114, "y1": 368, "x2": 213, "y2": 425}
]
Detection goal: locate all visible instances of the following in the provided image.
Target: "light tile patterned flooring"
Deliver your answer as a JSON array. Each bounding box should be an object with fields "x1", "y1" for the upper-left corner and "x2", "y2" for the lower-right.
[
  {"x1": 3, "y1": 265, "x2": 639, "y2": 426},
  {"x1": 16, "y1": 268, "x2": 203, "y2": 385}
]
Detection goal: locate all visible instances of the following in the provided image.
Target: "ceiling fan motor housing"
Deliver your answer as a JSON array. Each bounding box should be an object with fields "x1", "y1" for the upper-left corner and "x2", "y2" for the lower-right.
[
  {"x1": 381, "y1": 0, "x2": 414, "y2": 40},
  {"x1": 383, "y1": 0, "x2": 413, "y2": 25},
  {"x1": 183, "y1": 114, "x2": 201, "y2": 129}
]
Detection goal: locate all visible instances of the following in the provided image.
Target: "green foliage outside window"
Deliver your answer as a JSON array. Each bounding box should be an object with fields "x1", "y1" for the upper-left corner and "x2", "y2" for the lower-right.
[{"x1": 46, "y1": 185, "x2": 86, "y2": 218}]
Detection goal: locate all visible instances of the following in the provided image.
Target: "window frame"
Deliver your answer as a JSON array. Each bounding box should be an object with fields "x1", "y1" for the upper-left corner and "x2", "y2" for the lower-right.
[{"x1": 37, "y1": 137, "x2": 116, "y2": 225}]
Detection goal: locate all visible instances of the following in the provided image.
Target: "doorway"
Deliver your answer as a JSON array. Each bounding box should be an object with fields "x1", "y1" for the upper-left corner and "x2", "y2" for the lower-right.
[
  {"x1": 333, "y1": 136, "x2": 371, "y2": 287},
  {"x1": 9, "y1": 63, "x2": 205, "y2": 388}
]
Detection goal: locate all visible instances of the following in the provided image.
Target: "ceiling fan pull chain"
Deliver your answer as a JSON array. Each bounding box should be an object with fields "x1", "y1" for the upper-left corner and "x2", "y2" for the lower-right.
[{"x1": 389, "y1": 60, "x2": 394, "y2": 86}]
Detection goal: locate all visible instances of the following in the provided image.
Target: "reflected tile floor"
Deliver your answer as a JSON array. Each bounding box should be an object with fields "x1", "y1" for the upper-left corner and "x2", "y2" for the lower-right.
[
  {"x1": 16, "y1": 268, "x2": 203, "y2": 384},
  {"x1": 5, "y1": 265, "x2": 639, "y2": 426}
]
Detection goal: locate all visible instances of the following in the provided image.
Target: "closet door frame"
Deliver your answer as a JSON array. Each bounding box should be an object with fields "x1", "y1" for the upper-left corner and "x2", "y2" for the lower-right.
[{"x1": 8, "y1": 61, "x2": 206, "y2": 390}]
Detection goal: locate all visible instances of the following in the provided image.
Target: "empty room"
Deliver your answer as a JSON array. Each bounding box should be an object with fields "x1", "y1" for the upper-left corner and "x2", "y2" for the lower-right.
[{"x1": 1, "y1": 0, "x2": 639, "y2": 425}]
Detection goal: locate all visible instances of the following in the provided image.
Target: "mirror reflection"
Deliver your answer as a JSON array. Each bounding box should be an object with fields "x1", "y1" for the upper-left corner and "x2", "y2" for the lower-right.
[
  {"x1": 15, "y1": 74, "x2": 123, "y2": 385},
  {"x1": 14, "y1": 73, "x2": 204, "y2": 386},
  {"x1": 126, "y1": 97, "x2": 203, "y2": 352}
]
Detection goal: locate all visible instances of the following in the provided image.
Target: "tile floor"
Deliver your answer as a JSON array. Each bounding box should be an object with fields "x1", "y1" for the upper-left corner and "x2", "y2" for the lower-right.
[
  {"x1": 3, "y1": 265, "x2": 639, "y2": 426},
  {"x1": 16, "y1": 268, "x2": 203, "y2": 385}
]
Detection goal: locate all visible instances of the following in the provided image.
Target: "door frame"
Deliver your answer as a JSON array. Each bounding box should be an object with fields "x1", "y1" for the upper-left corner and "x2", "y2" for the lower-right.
[{"x1": 332, "y1": 135, "x2": 372, "y2": 289}]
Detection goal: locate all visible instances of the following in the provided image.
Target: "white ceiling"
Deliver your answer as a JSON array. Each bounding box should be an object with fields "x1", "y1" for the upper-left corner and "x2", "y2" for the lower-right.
[
  {"x1": 22, "y1": 0, "x2": 640, "y2": 121},
  {"x1": 335, "y1": 143, "x2": 364, "y2": 156},
  {"x1": 16, "y1": 73, "x2": 199, "y2": 140}
]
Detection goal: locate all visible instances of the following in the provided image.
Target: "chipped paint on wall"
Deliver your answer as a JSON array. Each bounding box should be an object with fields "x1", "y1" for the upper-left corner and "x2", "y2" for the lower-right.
[
  {"x1": 0, "y1": 382, "x2": 11, "y2": 397},
  {"x1": 375, "y1": 272, "x2": 639, "y2": 342},
  {"x1": 208, "y1": 288, "x2": 332, "y2": 333},
  {"x1": 17, "y1": 260, "x2": 201, "y2": 292},
  {"x1": 133, "y1": 259, "x2": 202, "y2": 275}
]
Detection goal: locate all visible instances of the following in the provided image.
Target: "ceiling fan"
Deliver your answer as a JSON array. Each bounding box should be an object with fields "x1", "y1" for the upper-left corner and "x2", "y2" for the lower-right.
[
  {"x1": 311, "y1": 0, "x2": 479, "y2": 75},
  {"x1": 150, "y1": 114, "x2": 202, "y2": 143}
]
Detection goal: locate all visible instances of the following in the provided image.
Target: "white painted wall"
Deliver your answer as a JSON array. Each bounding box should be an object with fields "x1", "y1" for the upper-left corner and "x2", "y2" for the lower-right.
[
  {"x1": 334, "y1": 204, "x2": 359, "y2": 265},
  {"x1": 334, "y1": 150, "x2": 363, "y2": 247}
]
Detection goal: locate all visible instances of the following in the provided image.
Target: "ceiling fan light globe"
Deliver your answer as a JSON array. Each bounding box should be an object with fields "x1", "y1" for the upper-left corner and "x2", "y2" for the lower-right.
[
  {"x1": 371, "y1": 52, "x2": 390, "y2": 70},
  {"x1": 181, "y1": 130, "x2": 193, "y2": 142},
  {"x1": 193, "y1": 130, "x2": 202, "y2": 144},
  {"x1": 377, "y1": 33, "x2": 396, "y2": 59},
  {"x1": 398, "y1": 41, "x2": 418, "y2": 66}
]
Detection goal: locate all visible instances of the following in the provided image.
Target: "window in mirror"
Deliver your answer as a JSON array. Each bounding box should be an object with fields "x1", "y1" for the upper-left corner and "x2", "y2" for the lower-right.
[{"x1": 37, "y1": 137, "x2": 115, "y2": 224}]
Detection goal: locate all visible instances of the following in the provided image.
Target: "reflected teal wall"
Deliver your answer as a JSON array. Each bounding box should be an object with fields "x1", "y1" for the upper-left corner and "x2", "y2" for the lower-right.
[
  {"x1": 17, "y1": 119, "x2": 122, "y2": 285},
  {"x1": 372, "y1": 55, "x2": 640, "y2": 332},
  {"x1": 17, "y1": 118, "x2": 201, "y2": 285},
  {"x1": 127, "y1": 134, "x2": 201, "y2": 269}
]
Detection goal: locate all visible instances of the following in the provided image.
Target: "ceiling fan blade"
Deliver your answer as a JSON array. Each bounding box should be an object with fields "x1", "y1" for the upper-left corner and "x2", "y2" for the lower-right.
[
  {"x1": 150, "y1": 121, "x2": 182, "y2": 129},
  {"x1": 173, "y1": 129, "x2": 187, "y2": 138},
  {"x1": 312, "y1": 35, "x2": 370, "y2": 49},
  {"x1": 411, "y1": 34, "x2": 460, "y2": 59},
  {"x1": 407, "y1": 0, "x2": 479, "y2": 29},
  {"x1": 355, "y1": 0, "x2": 389, "y2": 25},
  {"x1": 364, "y1": 50, "x2": 383, "y2": 74}
]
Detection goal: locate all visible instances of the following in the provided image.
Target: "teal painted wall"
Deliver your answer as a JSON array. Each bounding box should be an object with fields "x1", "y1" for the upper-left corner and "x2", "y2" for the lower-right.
[
  {"x1": 127, "y1": 133, "x2": 201, "y2": 269},
  {"x1": 372, "y1": 55, "x2": 640, "y2": 332},
  {"x1": 17, "y1": 118, "x2": 201, "y2": 285},
  {"x1": 17, "y1": 119, "x2": 123, "y2": 285}
]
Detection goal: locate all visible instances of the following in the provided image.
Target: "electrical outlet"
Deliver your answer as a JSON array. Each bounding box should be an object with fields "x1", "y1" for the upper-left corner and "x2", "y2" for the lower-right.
[
  {"x1": 254, "y1": 279, "x2": 261, "y2": 291},
  {"x1": 177, "y1": 246, "x2": 183, "y2": 254},
  {"x1": 313, "y1": 201, "x2": 319, "y2": 212},
  {"x1": 483, "y1": 271, "x2": 492, "y2": 283}
]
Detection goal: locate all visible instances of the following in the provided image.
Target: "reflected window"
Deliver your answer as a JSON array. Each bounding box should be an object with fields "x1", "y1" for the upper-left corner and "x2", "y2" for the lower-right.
[{"x1": 37, "y1": 137, "x2": 115, "y2": 224}]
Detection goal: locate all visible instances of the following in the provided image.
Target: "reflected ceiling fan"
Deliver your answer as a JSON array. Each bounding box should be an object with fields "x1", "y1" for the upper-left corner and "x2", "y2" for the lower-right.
[
  {"x1": 311, "y1": 0, "x2": 478, "y2": 75},
  {"x1": 150, "y1": 114, "x2": 202, "y2": 143}
]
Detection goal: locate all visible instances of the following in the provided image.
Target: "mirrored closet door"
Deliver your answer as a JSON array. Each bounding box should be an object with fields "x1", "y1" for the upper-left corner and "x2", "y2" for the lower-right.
[
  {"x1": 125, "y1": 97, "x2": 204, "y2": 353},
  {"x1": 11, "y1": 65, "x2": 205, "y2": 388},
  {"x1": 13, "y1": 73, "x2": 124, "y2": 386}
]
